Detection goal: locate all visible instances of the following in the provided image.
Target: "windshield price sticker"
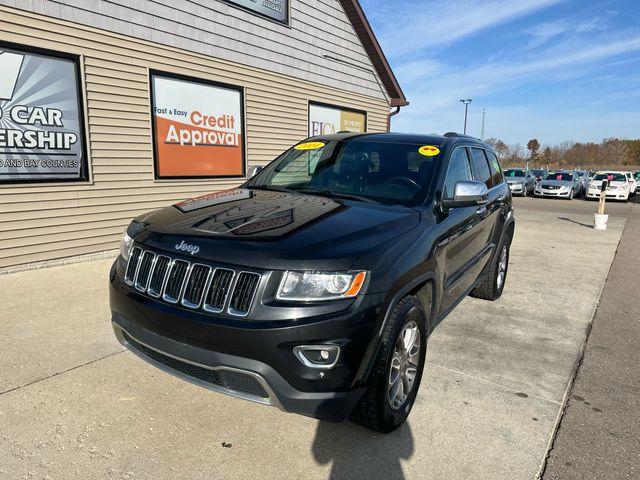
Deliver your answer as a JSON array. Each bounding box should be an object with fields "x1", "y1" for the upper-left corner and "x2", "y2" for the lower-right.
[
  {"x1": 418, "y1": 145, "x2": 440, "y2": 156},
  {"x1": 294, "y1": 141, "x2": 325, "y2": 150}
]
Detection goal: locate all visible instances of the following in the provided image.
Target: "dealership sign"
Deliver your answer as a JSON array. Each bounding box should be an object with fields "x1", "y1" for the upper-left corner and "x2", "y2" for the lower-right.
[
  {"x1": 226, "y1": 0, "x2": 288, "y2": 23},
  {"x1": 309, "y1": 103, "x2": 366, "y2": 137},
  {"x1": 0, "y1": 44, "x2": 87, "y2": 182},
  {"x1": 151, "y1": 73, "x2": 245, "y2": 178}
]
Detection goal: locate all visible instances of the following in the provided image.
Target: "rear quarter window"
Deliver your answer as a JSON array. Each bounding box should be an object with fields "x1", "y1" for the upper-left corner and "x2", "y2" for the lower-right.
[
  {"x1": 470, "y1": 148, "x2": 492, "y2": 188},
  {"x1": 486, "y1": 151, "x2": 503, "y2": 185}
]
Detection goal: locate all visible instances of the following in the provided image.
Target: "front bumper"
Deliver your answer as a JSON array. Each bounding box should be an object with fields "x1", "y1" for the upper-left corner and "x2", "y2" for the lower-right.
[
  {"x1": 508, "y1": 183, "x2": 525, "y2": 194},
  {"x1": 110, "y1": 260, "x2": 382, "y2": 421},
  {"x1": 535, "y1": 188, "x2": 571, "y2": 197},
  {"x1": 585, "y1": 188, "x2": 629, "y2": 200}
]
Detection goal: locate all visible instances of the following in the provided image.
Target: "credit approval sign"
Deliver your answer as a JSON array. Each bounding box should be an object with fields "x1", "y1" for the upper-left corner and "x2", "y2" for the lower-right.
[{"x1": 151, "y1": 72, "x2": 245, "y2": 178}]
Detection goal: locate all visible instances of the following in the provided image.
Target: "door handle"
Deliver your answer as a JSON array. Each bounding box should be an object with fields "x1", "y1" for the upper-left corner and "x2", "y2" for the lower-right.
[
  {"x1": 476, "y1": 206, "x2": 487, "y2": 215},
  {"x1": 497, "y1": 194, "x2": 506, "y2": 201}
]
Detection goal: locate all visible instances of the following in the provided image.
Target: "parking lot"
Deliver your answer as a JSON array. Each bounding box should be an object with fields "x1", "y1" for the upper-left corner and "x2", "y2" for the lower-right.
[{"x1": 0, "y1": 196, "x2": 636, "y2": 480}]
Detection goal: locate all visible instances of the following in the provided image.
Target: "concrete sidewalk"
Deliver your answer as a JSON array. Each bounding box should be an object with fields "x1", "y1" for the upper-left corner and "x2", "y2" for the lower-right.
[{"x1": 0, "y1": 203, "x2": 627, "y2": 479}]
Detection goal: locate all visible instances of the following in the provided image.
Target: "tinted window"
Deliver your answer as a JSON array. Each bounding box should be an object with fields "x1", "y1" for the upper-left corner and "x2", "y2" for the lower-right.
[
  {"x1": 470, "y1": 148, "x2": 492, "y2": 188},
  {"x1": 443, "y1": 148, "x2": 473, "y2": 200},
  {"x1": 486, "y1": 151, "x2": 503, "y2": 185}
]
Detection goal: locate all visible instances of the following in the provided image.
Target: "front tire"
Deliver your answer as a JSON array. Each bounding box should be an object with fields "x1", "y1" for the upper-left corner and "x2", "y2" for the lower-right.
[{"x1": 350, "y1": 296, "x2": 428, "y2": 433}]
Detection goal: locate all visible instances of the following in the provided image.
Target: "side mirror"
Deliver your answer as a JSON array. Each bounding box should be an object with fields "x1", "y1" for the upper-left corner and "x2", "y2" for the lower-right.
[
  {"x1": 442, "y1": 180, "x2": 489, "y2": 209},
  {"x1": 249, "y1": 165, "x2": 263, "y2": 178}
]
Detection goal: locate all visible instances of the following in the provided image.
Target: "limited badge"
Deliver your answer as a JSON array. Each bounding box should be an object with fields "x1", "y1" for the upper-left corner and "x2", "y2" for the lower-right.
[
  {"x1": 294, "y1": 141, "x2": 325, "y2": 150},
  {"x1": 418, "y1": 145, "x2": 440, "y2": 156}
]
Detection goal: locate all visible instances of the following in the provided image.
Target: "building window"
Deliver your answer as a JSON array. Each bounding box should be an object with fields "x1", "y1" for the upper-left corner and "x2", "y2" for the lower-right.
[
  {"x1": 150, "y1": 71, "x2": 245, "y2": 179},
  {"x1": 308, "y1": 102, "x2": 367, "y2": 137},
  {"x1": 0, "y1": 42, "x2": 88, "y2": 184}
]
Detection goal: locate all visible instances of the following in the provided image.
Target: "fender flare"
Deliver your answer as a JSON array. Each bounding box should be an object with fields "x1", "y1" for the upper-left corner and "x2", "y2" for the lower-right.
[{"x1": 353, "y1": 271, "x2": 437, "y2": 386}]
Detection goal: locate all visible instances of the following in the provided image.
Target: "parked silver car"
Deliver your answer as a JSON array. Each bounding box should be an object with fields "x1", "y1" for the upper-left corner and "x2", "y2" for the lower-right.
[
  {"x1": 575, "y1": 170, "x2": 589, "y2": 196},
  {"x1": 503, "y1": 168, "x2": 536, "y2": 197},
  {"x1": 534, "y1": 170, "x2": 582, "y2": 200}
]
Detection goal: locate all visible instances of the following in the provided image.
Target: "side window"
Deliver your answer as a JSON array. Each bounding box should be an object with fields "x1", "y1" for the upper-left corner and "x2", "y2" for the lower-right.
[
  {"x1": 444, "y1": 148, "x2": 473, "y2": 199},
  {"x1": 486, "y1": 151, "x2": 503, "y2": 185},
  {"x1": 470, "y1": 148, "x2": 492, "y2": 188}
]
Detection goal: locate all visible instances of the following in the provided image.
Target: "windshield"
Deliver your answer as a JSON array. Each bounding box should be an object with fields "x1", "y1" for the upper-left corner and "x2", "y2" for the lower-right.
[
  {"x1": 246, "y1": 140, "x2": 442, "y2": 206},
  {"x1": 545, "y1": 172, "x2": 573, "y2": 181},
  {"x1": 593, "y1": 172, "x2": 626, "y2": 182},
  {"x1": 634, "y1": 172, "x2": 640, "y2": 179},
  {"x1": 531, "y1": 169, "x2": 545, "y2": 176},
  {"x1": 504, "y1": 169, "x2": 526, "y2": 177}
]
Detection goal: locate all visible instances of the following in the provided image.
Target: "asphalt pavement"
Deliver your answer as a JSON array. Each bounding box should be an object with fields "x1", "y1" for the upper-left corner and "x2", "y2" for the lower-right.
[{"x1": 0, "y1": 194, "x2": 635, "y2": 479}]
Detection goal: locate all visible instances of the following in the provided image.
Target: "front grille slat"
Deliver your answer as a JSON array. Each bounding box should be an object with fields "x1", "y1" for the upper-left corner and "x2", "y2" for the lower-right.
[
  {"x1": 229, "y1": 272, "x2": 260, "y2": 316},
  {"x1": 162, "y1": 260, "x2": 190, "y2": 303},
  {"x1": 134, "y1": 251, "x2": 155, "y2": 292},
  {"x1": 204, "y1": 269, "x2": 235, "y2": 313},
  {"x1": 125, "y1": 246, "x2": 260, "y2": 317},
  {"x1": 148, "y1": 256, "x2": 170, "y2": 297},
  {"x1": 181, "y1": 264, "x2": 211, "y2": 308},
  {"x1": 124, "y1": 247, "x2": 142, "y2": 285}
]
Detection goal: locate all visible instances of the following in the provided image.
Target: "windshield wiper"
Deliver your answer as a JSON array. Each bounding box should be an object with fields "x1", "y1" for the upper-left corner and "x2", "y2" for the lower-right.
[{"x1": 295, "y1": 188, "x2": 379, "y2": 204}]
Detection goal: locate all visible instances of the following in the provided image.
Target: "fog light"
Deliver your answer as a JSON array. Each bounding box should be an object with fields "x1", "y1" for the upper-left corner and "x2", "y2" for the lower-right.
[{"x1": 293, "y1": 345, "x2": 340, "y2": 369}]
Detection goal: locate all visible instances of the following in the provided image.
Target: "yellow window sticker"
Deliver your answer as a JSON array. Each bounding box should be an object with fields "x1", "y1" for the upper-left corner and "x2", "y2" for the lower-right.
[
  {"x1": 418, "y1": 145, "x2": 440, "y2": 156},
  {"x1": 294, "y1": 141, "x2": 325, "y2": 151}
]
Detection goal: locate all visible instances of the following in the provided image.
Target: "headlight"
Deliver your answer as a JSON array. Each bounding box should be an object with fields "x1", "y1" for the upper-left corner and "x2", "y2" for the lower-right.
[
  {"x1": 277, "y1": 271, "x2": 367, "y2": 301},
  {"x1": 619, "y1": 184, "x2": 629, "y2": 190},
  {"x1": 119, "y1": 228, "x2": 134, "y2": 261}
]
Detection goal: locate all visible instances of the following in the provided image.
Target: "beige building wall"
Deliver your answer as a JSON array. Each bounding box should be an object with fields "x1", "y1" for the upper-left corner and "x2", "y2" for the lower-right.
[{"x1": 0, "y1": 5, "x2": 391, "y2": 269}]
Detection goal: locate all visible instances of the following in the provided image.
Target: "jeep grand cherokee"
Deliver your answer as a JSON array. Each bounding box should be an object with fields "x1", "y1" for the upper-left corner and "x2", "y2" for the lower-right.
[{"x1": 109, "y1": 132, "x2": 514, "y2": 433}]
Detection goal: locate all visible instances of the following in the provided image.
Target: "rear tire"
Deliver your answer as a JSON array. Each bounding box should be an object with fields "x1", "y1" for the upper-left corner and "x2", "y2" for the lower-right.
[
  {"x1": 350, "y1": 296, "x2": 428, "y2": 433},
  {"x1": 470, "y1": 238, "x2": 510, "y2": 301}
]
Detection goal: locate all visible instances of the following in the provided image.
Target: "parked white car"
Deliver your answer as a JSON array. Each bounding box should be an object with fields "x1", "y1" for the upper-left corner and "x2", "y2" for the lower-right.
[{"x1": 585, "y1": 171, "x2": 632, "y2": 202}]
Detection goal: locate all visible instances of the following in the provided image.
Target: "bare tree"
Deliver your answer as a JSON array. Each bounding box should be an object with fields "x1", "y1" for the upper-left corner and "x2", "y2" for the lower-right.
[
  {"x1": 485, "y1": 137, "x2": 509, "y2": 159},
  {"x1": 526, "y1": 139, "x2": 540, "y2": 160}
]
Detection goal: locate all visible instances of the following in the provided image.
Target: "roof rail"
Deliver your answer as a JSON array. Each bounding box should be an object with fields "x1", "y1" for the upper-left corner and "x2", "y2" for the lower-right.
[{"x1": 443, "y1": 132, "x2": 481, "y2": 140}]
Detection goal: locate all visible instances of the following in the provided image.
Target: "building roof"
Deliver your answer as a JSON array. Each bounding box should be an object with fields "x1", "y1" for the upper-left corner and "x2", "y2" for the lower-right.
[{"x1": 339, "y1": 0, "x2": 408, "y2": 107}]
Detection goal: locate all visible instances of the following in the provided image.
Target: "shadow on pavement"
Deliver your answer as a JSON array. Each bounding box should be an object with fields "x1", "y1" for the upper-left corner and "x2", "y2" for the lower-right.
[
  {"x1": 311, "y1": 420, "x2": 414, "y2": 479},
  {"x1": 557, "y1": 216, "x2": 593, "y2": 229}
]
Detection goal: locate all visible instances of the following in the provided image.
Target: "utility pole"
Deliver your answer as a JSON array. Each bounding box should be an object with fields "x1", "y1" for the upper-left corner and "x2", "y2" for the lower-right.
[
  {"x1": 460, "y1": 99, "x2": 472, "y2": 134},
  {"x1": 481, "y1": 108, "x2": 487, "y2": 140}
]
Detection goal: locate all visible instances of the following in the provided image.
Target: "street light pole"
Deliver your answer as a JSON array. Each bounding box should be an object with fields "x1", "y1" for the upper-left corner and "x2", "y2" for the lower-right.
[
  {"x1": 460, "y1": 99, "x2": 472, "y2": 134},
  {"x1": 481, "y1": 108, "x2": 487, "y2": 140}
]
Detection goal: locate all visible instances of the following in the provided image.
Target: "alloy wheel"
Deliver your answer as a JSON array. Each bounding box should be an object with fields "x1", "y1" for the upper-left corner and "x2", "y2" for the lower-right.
[
  {"x1": 496, "y1": 245, "x2": 508, "y2": 290},
  {"x1": 388, "y1": 320, "x2": 421, "y2": 410}
]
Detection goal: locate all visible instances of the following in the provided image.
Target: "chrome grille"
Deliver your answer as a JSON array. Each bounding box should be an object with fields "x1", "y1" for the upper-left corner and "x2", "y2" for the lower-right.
[
  {"x1": 163, "y1": 260, "x2": 189, "y2": 304},
  {"x1": 148, "y1": 256, "x2": 170, "y2": 297},
  {"x1": 135, "y1": 251, "x2": 155, "y2": 291},
  {"x1": 229, "y1": 272, "x2": 261, "y2": 316},
  {"x1": 182, "y1": 264, "x2": 211, "y2": 308},
  {"x1": 204, "y1": 269, "x2": 235, "y2": 313},
  {"x1": 124, "y1": 246, "x2": 261, "y2": 316}
]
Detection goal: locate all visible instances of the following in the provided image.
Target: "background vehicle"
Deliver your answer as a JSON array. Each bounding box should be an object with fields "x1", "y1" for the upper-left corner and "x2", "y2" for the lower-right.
[
  {"x1": 534, "y1": 170, "x2": 581, "y2": 199},
  {"x1": 625, "y1": 171, "x2": 637, "y2": 196},
  {"x1": 585, "y1": 171, "x2": 631, "y2": 202},
  {"x1": 530, "y1": 169, "x2": 547, "y2": 184},
  {"x1": 503, "y1": 168, "x2": 536, "y2": 196},
  {"x1": 575, "y1": 170, "x2": 590, "y2": 196},
  {"x1": 109, "y1": 132, "x2": 515, "y2": 433}
]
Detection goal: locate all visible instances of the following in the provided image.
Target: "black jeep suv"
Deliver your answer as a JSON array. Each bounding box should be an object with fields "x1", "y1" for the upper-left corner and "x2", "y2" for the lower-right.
[{"x1": 110, "y1": 132, "x2": 514, "y2": 432}]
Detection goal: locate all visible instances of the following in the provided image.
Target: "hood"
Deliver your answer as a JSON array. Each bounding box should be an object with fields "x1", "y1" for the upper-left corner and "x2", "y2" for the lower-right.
[
  {"x1": 131, "y1": 188, "x2": 420, "y2": 270},
  {"x1": 539, "y1": 179, "x2": 573, "y2": 187}
]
